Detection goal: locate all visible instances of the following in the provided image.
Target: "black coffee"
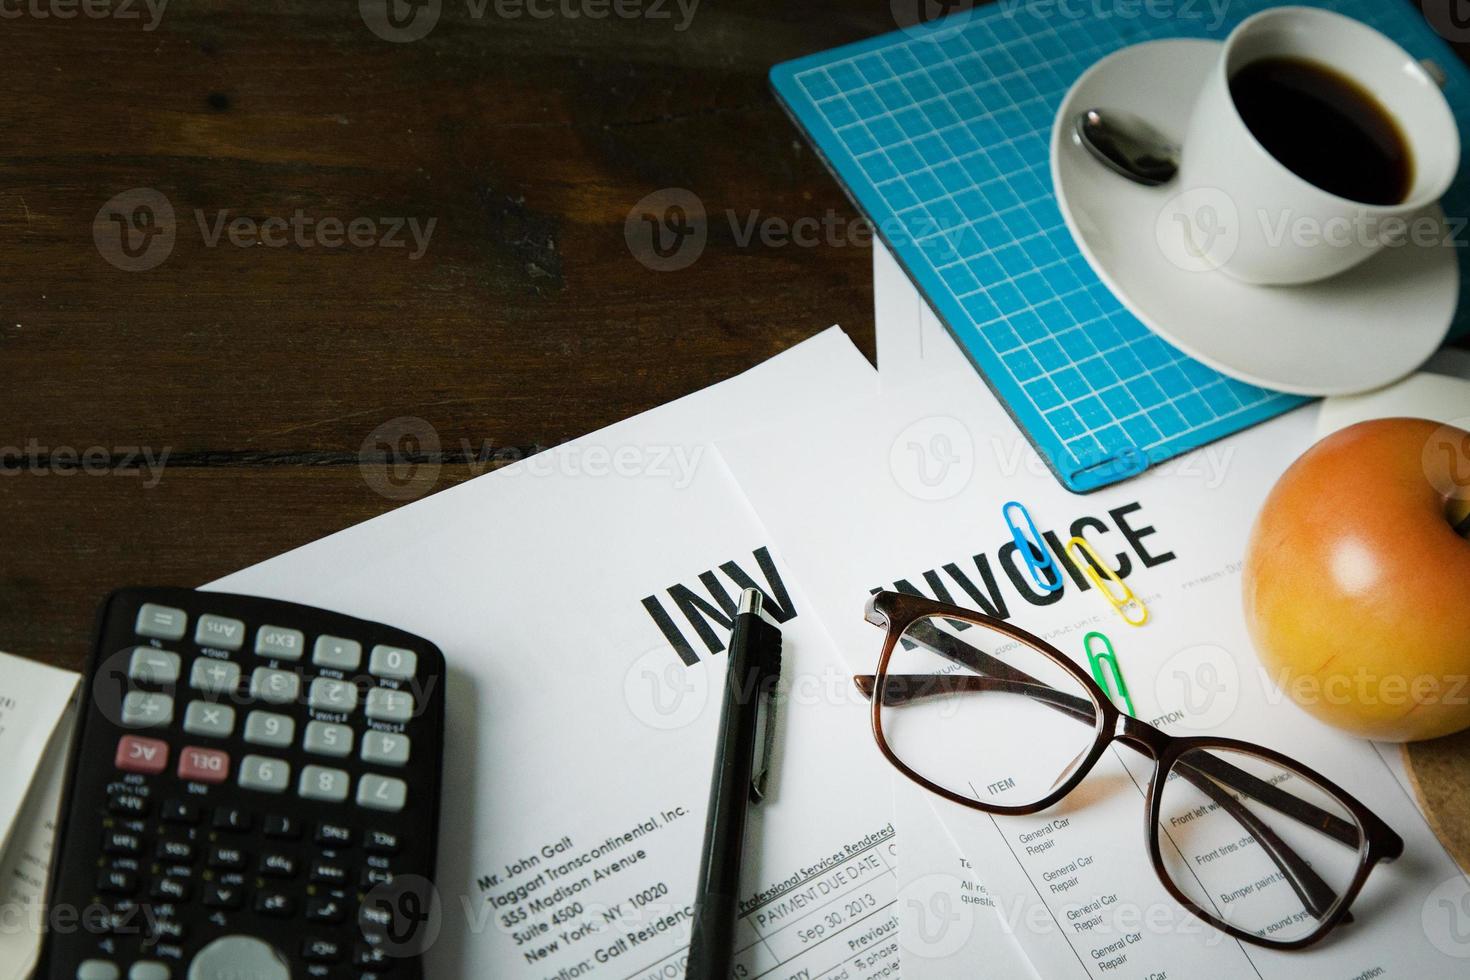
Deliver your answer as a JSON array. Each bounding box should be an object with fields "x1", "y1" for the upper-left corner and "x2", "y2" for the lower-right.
[{"x1": 1229, "y1": 56, "x2": 1413, "y2": 206}]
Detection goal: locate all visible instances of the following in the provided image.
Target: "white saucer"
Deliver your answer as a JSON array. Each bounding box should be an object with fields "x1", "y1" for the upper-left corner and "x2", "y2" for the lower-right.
[{"x1": 1050, "y1": 39, "x2": 1459, "y2": 397}]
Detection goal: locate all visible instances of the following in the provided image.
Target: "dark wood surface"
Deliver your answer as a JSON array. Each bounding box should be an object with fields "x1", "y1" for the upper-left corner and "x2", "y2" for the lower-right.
[{"x1": 3, "y1": 1, "x2": 907, "y2": 670}]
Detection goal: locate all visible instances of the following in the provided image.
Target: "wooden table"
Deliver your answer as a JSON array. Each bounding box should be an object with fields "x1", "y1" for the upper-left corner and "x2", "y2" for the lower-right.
[
  {"x1": 2, "y1": 1, "x2": 901, "y2": 669},
  {"x1": 4, "y1": 0, "x2": 1468, "y2": 861}
]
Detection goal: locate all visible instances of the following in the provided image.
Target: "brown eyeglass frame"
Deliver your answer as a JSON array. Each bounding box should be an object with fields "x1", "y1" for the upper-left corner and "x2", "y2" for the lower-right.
[{"x1": 853, "y1": 590, "x2": 1404, "y2": 951}]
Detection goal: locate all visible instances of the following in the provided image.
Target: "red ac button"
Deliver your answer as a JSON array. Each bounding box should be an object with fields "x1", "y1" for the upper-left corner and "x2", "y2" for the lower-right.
[{"x1": 115, "y1": 735, "x2": 169, "y2": 775}]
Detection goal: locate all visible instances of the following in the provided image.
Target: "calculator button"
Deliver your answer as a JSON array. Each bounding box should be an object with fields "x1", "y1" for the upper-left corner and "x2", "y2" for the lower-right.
[
  {"x1": 203, "y1": 883, "x2": 246, "y2": 910},
  {"x1": 259, "y1": 853, "x2": 297, "y2": 878},
  {"x1": 303, "y1": 720, "x2": 353, "y2": 757},
  {"x1": 178, "y1": 746, "x2": 230, "y2": 784},
  {"x1": 186, "y1": 937, "x2": 288, "y2": 980},
  {"x1": 128, "y1": 963, "x2": 170, "y2": 980},
  {"x1": 212, "y1": 807, "x2": 252, "y2": 832},
  {"x1": 98, "y1": 868, "x2": 138, "y2": 894},
  {"x1": 135, "y1": 604, "x2": 187, "y2": 641},
  {"x1": 121, "y1": 692, "x2": 174, "y2": 730},
  {"x1": 249, "y1": 668, "x2": 300, "y2": 706},
  {"x1": 365, "y1": 687, "x2": 414, "y2": 723},
  {"x1": 302, "y1": 938, "x2": 342, "y2": 963},
  {"x1": 264, "y1": 814, "x2": 300, "y2": 839},
  {"x1": 254, "y1": 625, "x2": 305, "y2": 661},
  {"x1": 115, "y1": 735, "x2": 169, "y2": 774},
  {"x1": 365, "y1": 829, "x2": 402, "y2": 855},
  {"x1": 299, "y1": 765, "x2": 350, "y2": 802},
  {"x1": 77, "y1": 962, "x2": 120, "y2": 980},
  {"x1": 193, "y1": 614, "x2": 245, "y2": 651},
  {"x1": 103, "y1": 830, "x2": 142, "y2": 855},
  {"x1": 355, "y1": 944, "x2": 392, "y2": 969},
  {"x1": 152, "y1": 878, "x2": 191, "y2": 902},
  {"x1": 188, "y1": 659, "x2": 239, "y2": 696},
  {"x1": 308, "y1": 677, "x2": 358, "y2": 714},
  {"x1": 361, "y1": 730, "x2": 411, "y2": 767},
  {"x1": 357, "y1": 774, "x2": 408, "y2": 813},
  {"x1": 369, "y1": 644, "x2": 417, "y2": 681},
  {"x1": 313, "y1": 635, "x2": 362, "y2": 671},
  {"x1": 208, "y1": 844, "x2": 247, "y2": 870},
  {"x1": 239, "y1": 755, "x2": 291, "y2": 794},
  {"x1": 183, "y1": 701, "x2": 236, "y2": 739},
  {"x1": 156, "y1": 839, "x2": 194, "y2": 862},
  {"x1": 361, "y1": 867, "x2": 395, "y2": 888},
  {"x1": 243, "y1": 710, "x2": 294, "y2": 748},
  {"x1": 254, "y1": 892, "x2": 295, "y2": 917},
  {"x1": 310, "y1": 861, "x2": 348, "y2": 886},
  {"x1": 128, "y1": 648, "x2": 181, "y2": 685},
  {"x1": 161, "y1": 799, "x2": 199, "y2": 824},
  {"x1": 108, "y1": 792, "x2": 149, "y2": 817},
  {"x1": 150, "y1": 918, "x2": 187, "y2": 944},
  {"x1": 314, "y1": 822, "x2": 353, "y2": 847},
  {"x1": 306, "y1": 896, "x2": 347, "y2": 924}
]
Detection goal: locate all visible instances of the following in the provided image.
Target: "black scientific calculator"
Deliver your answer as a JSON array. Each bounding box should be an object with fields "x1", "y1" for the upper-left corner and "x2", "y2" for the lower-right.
[{"x1": 39, "y1": 587, "x2": 447, "y2": 980}]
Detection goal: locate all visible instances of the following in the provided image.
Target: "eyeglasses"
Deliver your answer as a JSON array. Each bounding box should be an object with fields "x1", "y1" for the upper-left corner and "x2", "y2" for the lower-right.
[{"x1": 854, "y1": 591, "x2": 1403, "y2": 950}]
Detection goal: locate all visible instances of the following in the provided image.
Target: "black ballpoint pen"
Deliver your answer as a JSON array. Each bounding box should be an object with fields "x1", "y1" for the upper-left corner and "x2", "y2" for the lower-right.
[{"x1": 686, "y1": 588, "x2": 783, "y2": 980}]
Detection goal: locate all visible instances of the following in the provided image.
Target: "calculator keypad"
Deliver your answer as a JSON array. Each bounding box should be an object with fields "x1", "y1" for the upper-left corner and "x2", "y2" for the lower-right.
[{"x1": 48, "y1": 589, "x2": 442, "y2": 980}]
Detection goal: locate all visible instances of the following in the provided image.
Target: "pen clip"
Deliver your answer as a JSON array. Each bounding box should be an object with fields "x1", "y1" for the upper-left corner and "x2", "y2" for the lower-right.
[
  {"x1": 741, "y1": 589, "x2": 782, "y2": 805},
  {"x1": 750, "y1": 670, "x2": 778, "y2": 804}
]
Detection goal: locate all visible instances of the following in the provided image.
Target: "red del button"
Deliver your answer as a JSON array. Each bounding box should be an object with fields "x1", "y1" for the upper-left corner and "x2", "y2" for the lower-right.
[
  {"x1": 178, "y1": 746, "x2": 230, "y2": 784},
  {"x1": 115, "y1": 735, "x2": 169, "y2": 775}
]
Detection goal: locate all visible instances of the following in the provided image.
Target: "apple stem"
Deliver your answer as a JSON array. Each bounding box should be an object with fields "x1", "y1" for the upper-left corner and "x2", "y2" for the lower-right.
[{"x1": 1452, "y1": 496, "x2": 1470, "y2": 539}]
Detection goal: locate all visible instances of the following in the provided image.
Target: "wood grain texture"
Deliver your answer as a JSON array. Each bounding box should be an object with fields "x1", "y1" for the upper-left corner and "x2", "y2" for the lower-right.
[
  {"x1": 1, "y1": 1, "x2": 894, "y2": 664},
  {"x1": 1404, "y1": 734, "x2": 1470, "y2": 873}
]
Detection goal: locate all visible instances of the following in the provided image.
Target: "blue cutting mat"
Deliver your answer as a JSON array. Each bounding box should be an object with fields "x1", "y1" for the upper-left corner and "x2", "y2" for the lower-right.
[{"x1": 772, "y1": 0, "x2": 1470, "y2": 492}]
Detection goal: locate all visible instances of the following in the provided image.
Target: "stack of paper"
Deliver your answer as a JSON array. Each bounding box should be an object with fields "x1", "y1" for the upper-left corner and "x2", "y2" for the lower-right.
[{"x1": 0, "y1": 652, "x2": 78, "y2": 980}]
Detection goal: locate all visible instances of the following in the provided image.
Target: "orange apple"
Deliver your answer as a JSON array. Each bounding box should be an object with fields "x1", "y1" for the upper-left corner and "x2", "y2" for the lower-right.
[{"x1": 1243, "y1": 417, "x2": 1470, "y2": 742}]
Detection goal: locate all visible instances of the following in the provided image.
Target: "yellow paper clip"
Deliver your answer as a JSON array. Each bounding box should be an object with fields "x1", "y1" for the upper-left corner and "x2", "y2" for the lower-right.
[{"x1": 1065, "y1": 536, "x2": 1149, "y2": 627}]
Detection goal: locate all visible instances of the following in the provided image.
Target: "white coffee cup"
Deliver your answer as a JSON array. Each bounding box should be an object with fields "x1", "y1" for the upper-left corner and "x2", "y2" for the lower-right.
[{"x1": 1174, "y1": 6, "x2": 1459, "y2": 285}]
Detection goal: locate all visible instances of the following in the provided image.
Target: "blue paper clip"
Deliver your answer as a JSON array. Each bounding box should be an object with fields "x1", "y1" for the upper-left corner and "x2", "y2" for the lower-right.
[
  {"x1": 1002, "y1": 500, "x2": 1062, "y2": 593},
  {"x1": 1084, "y1": 631, "x2": 1135, "y2": 716}
]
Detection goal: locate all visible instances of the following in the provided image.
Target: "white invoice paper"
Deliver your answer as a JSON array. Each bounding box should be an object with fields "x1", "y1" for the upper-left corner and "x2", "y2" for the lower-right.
[
  {"x1": 212, "y1": 328, "x2": 906, "y2": 979},
  {"x1": 892, "y1": 775, "x2": 1037, "y2": 980},
  {"x1": 718, "y1": 373, "x2": 1470, "y2": 979}
]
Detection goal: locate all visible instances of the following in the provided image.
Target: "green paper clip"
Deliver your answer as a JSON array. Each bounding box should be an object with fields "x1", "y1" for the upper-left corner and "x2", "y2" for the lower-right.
[{"x1": 1085, "y1": 631, "x2": 1135, "y2": 716}]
